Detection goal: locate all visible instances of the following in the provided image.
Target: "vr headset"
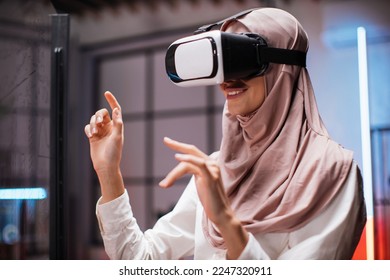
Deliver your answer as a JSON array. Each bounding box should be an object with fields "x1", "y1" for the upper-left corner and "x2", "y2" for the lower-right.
[{"x1": 165, "y1": 9, "x2": 306, "y2": 87}]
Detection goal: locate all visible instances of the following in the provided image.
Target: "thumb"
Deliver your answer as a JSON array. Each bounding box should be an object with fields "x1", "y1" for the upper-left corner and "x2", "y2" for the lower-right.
[{"x1": 112, "y1": 107, "x2": 123, "y2": 134}]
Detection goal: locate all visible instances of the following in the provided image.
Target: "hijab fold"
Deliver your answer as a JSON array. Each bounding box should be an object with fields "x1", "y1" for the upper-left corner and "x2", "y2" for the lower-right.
[{"x1": 202, "y1": 8, "x2": 354, "y2": 248}]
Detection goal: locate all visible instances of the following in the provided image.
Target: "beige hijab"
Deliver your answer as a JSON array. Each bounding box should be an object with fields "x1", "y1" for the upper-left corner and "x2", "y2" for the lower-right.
[{"x1": 203, "y1": 8, "x2": 354, "y2": 248}]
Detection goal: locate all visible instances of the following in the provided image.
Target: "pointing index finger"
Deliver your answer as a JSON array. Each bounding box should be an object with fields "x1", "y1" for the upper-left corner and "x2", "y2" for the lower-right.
[
  {"x1": 163, "y1": 137, "x2": 207, "y2": 159},
  {"x1": 104, "y1": 91, "x2": 121, "y2": 111}
]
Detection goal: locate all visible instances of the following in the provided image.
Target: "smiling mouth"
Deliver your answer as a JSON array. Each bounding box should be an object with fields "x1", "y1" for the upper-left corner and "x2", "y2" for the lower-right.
[
  {"x1": 228, "y1": 90, "x2": 244, "y2": 96},
  {"x1": 221, "y1": 80, "x2": 248, "y2": 99},
  {"x1": 226, "y1": 88, "x2": 246, "y2": 99}
]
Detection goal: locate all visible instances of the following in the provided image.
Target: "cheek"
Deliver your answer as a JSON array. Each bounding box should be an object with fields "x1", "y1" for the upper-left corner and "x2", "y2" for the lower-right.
[
  {"x1": 250, "y1": 78, "x2": 266, "y2": 107},
  {"x1": 252, "y1": 91, "x2": 265, "y2": 110}
]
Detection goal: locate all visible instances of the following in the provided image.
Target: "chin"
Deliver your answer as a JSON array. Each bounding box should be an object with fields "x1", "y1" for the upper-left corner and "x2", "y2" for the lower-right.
[{"x1": 226, "y1": 106, "x2": 242, "y2": 117}]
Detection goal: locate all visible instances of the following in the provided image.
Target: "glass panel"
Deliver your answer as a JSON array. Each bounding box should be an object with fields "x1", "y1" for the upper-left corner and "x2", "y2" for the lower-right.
[
  {"x1": 152, "y1": 183, "x2": 186, "y2": 225},
  {"x1": 99, "y1": 55, "x2": 147, "y2": 114},
  {"x1": 153, "y1": 50, "x2": 208, "y2": 111},
  {"x1": 368, "y1": 42, "x2": 390, "y2": 128},
  {"x1": 372, "y1": 129, "x2": 390, "y2": 259},
  {"x1": 0, "y1": 1, "x2": 53, "y2": 259},
  {"x1": 121, "y1": 120, "x2": 146, "y2": 178},
  {"x1": 126, "y1": 185, "x2": 148, "y2": 231},
  {"x1": 153, "y1": 115, "x2": 207, "y2": 178},
  {"x1": 213, "y1": 84, "x2": 226, "y2": 107},
  {"x1": 369, "y1": 41, "x2": 390, "y2": 259}
]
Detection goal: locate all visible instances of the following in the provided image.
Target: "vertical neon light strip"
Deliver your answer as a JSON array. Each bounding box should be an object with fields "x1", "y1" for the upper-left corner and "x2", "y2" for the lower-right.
[{"x1": 357, "y1": 26, "x2": 375, "y2": 260}]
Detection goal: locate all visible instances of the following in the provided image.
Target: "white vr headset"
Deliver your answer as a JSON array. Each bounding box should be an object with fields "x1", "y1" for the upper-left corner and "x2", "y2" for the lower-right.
[{"x1": 165, "y1": 9, "x2": 306, "y2": 87}]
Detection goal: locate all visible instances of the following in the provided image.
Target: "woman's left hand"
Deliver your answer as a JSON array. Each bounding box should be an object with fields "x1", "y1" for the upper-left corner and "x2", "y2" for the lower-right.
[
  {"x1": 159, "y1": 137, "x2": 232, "y2": 227},
  {"x1": 159, "y1": 137, "x2": 249, "y2": 259}
]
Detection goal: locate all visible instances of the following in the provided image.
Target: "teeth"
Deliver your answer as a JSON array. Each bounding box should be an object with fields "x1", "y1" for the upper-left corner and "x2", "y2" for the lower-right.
[{"x1": 227, "y1": 90, "x2": 242, "y2": 96}]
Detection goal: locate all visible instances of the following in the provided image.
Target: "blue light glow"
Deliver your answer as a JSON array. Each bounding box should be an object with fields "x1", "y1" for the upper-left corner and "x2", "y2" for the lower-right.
[
  {"x1": 357, "y1": 26, "x2": 375, "y2": 260},
  {"x1": 0, "y1": 188, "x2": 47, "y2": 200},
  {"x1": 357, "y1": 26, "x2": 373, "y2": 216}
]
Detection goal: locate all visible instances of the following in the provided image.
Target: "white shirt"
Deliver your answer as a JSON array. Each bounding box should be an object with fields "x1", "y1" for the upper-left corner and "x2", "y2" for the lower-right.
[{"x1": 96, "y1": 161, "x2": 365, "y2": 260}]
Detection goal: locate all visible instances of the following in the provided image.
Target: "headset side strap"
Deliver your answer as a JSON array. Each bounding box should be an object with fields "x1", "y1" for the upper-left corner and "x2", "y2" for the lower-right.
[{"x1": 259, "y1": 47, "x2": 307, "y2": 67}]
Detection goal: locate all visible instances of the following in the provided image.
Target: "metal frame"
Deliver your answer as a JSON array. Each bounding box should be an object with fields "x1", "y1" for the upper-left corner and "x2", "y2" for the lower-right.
[{"x1": 49, "y1": 13, "x2": 69, "y2": 260}]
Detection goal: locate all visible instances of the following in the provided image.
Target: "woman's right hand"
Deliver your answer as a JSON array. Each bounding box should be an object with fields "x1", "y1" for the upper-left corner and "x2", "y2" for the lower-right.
[
  {"x1": 85, "y1": 91, "x2": 124, "y2": 173},
  {"x1": 84, "y1": 91, "x2": 125, "y2": 203}
]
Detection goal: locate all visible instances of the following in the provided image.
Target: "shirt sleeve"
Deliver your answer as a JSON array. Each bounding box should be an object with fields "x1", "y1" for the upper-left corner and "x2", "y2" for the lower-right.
[
  {"x1": 96, "y1": 178, "x2": 198, "y2": 260},
  {"x1": 237, "y1": 161, "x2": 366, "y2": 260}
]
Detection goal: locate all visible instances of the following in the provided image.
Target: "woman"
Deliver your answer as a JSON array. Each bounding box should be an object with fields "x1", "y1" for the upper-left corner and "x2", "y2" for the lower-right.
[{"x1": 85, "y1": 8, "x2": 366, "y2": 259}]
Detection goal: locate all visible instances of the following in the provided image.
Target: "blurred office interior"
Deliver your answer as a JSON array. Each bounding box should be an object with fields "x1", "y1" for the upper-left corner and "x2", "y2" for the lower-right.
[{"x1": 0, "y1": 0, "x2": 389, "y2": 259}]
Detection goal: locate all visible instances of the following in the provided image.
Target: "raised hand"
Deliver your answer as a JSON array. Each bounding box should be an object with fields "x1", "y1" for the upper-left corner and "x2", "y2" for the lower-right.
[
  {"x1": 159, "y1": 137, "x2": 232, "y2": 227},
  {"x1": 84, "y1": 91, "x2": 125, "y2": 203},
  {"x1": 159, "y1": 137, "x2": 248, "y2": 259}
]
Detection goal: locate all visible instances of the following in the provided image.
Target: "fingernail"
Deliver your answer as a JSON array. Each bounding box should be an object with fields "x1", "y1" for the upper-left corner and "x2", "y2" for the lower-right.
[
  {"x1": 96, "y1": 116, "x2": 102, "y2": 123},
  {"x1": 175, "y1": 153, "x2": 183, "y2": 159},
  {"x1": 159, "y1": 179, "x2": 167, "y2": 187},
  {"x1": 92, "y1": 127, "x2": 97, "y2": 134}
]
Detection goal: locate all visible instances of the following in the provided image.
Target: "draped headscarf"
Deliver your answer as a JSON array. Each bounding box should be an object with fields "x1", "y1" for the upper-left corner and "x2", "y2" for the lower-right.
[{"x1": 203, "y1": 8, "x2": 354, "y2": 248}]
